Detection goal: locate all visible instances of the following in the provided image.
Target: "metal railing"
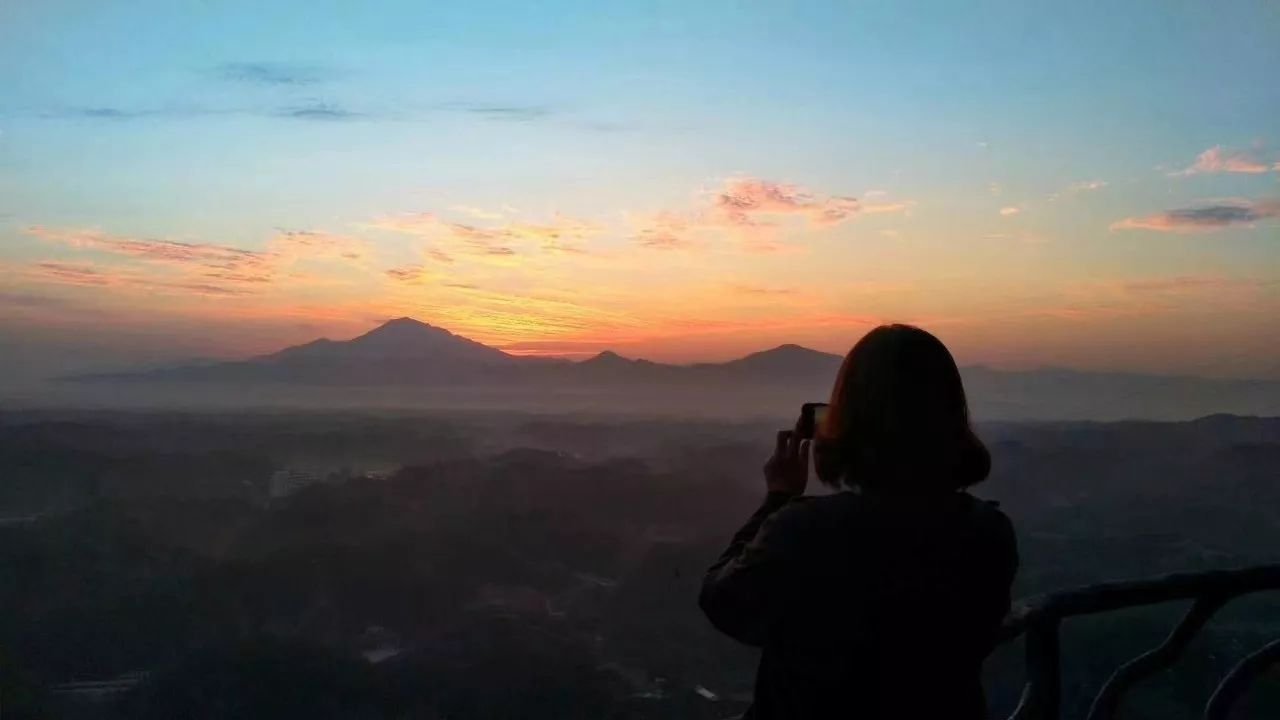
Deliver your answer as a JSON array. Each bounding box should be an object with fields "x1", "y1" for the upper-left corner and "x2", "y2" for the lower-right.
[{"x1": 997, "y1": 564, "x2": 1280, "y2": 720}]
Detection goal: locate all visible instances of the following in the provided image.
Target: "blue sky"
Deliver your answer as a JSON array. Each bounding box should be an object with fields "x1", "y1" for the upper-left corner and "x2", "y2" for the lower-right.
[{"x1": 1, "y1": 0, "x2": 1278, "y2": 385}]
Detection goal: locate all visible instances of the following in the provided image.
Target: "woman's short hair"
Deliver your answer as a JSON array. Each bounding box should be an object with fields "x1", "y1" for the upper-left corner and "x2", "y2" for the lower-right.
[{"x1": 818, "y1": 324, "x2": 990, "y2": 492}]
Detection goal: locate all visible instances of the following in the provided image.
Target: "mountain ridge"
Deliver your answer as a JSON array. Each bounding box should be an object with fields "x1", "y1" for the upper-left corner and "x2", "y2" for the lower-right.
[
  {"x1": 64, "y1": 317, "x2": 842, "y2": 385},
  {"x1": 64, "y1": 316, "x2": 1279, "y2": 384},
  {"x1": 54, "y1": 317, "x2": 1280, "y2": 422}
]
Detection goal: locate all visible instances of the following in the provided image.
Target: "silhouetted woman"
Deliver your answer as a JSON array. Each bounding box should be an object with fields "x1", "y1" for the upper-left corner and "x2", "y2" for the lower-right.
[{"x1": 700, "y1": 324, "x2": 1017, "y2": 719}]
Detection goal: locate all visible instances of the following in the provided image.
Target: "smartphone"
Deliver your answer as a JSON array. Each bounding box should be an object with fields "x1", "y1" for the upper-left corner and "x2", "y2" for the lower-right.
[{"x1": 798, "y1": 402, "x2": 830, "y2": 439}]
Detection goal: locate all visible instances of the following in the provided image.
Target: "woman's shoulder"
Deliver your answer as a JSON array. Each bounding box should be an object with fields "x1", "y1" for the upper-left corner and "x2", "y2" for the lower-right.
[
  {"x1": 772, "y1": 490, "x2": 1015, "y2": 535},
  {"x1": 789, "y1": 490, "x2": 1013, "y2": 533},
  {"x1": 960, "y1": 492, "x2": 1014, "y2": 529},
  {"x1": 759, "y1": 493, "x2": 851, "y2": 537},
  {"x1": 778, "y1": 491, "x2": 856, "y2": 518},
  {"x1": 771, "y1": 491, "x2": 873, "y2": 535},
  {"x1": 953, "y1": 494, "x2": 1018, "y2": 564}
]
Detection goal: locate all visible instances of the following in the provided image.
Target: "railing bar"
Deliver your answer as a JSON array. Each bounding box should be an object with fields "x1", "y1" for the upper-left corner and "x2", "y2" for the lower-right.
[
  {"x1": 1203, "y1": 638, "x2": 1280, "y2": 720},
  {"x1": 999, "y1": 564, "x2": 1280, "y2": 643},
  {"x1": 1025, "y1": 618, "x2": 1062, "y2": 720},
  {"x1": 992, "y1": 565, "x2": 1280, "y2": 718},
  {"x1": 1006, "y1": 682, "x2": 1033, "y2": 720},
  {"x1": 1085, "y1": 595, "x2": 1229, "y2": 720}
]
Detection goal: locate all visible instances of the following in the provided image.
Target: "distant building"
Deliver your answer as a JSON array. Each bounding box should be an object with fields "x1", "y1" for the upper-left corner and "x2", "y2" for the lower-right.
[
  {"x1": 50, "y1": 671, "x2": 149, "y2": 704},
  {"x1": 267, "y1": 468, "x2": 321, "y2": 499}
]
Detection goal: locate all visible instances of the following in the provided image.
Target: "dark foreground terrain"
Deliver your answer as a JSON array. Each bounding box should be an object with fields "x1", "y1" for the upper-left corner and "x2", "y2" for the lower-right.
[{"x1": 1, "y1": 409, "x2": 1278, "y2": 719}]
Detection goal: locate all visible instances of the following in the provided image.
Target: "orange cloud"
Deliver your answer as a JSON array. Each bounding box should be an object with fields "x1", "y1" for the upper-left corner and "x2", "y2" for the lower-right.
[
  {"x1": 1170, "y1": 146, "x2": 1273, "y2": 176},
  {"x1": 21, "y1": 260, "x2": 255, "y2": 297},
  {"x1": 635, "y1": 232, "x2": 690, "y2": 250},
  {"x1": 370, "y1": 212, "x2": 599, "y2": 258},
  {"x1": 29, "y1": 261, "x2": 113, "y2": 286},
  {"x1": 711, "y1": 178, "x2": 860, "y2": 228},
  {"x1": 385, "y1": 265, "x2": 430, "y2": 283},
  {"x1": 632, "y1": 178, "x2": 903, "y2": 253},
  {"x1": 725, "y1": 283, "x2": 802, "y2": 297},
  {"x1": 632, "y1": 213, "x2": 695, "y2": 250},
  {"x1": 24, "y1": 226, "x2": 373, "y2": 299},
  {"x1": 271, "y1": 229, "x2": 371, "y2": 262},
  {"x1": 28, "y1": 226, "x2": 268, "y2": 272}
]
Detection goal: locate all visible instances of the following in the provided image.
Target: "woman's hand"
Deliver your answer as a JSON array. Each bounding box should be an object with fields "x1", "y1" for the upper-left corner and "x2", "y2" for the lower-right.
[{"x1": 764, "y1": 429, "x2": 810, "y2": 496}]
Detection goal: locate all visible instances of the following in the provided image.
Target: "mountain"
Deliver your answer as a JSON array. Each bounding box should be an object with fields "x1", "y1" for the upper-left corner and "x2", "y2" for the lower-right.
[
  {"x1": 699, "y1": 344, "x2": 842, "y2": 377},
  {"x1": 58, "y1": 317, "x2": 1280, "y2": 421},
  {"x1": 74, "y1": 318, "x2": 518, "y2": 386},
  {"x1": 331, "y1": 317, "x2": 512, "y2": 363}
]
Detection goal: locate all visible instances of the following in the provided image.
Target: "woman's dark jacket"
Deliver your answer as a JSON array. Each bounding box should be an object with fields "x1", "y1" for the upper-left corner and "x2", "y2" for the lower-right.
[{"x1": 700, "y1": 489, "x2": 1018, "y2": 719}]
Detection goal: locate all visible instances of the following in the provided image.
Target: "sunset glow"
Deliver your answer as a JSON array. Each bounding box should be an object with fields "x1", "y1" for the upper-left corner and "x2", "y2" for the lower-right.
[{"x1": 2, "y1": 1, "x2": 1278, "y2": 386}]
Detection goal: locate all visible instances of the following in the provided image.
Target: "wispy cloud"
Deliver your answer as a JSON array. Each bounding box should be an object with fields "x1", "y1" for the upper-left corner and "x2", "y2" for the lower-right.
[
  {"x1": 40, "y1": 105, "x2": 211, "y2": 121},
  {"x1": 23, "y1": 226, "x2": 369, "y2": 299},
  {"x1": 30, "y1": 261, "x2": 112, "y2": 286},
  {"x1": 1047, "y1": 180, "x2": 1108, "y2": 202},
  {"x1": 27, "y1": 226, "x2": 268, "y2": 271},
  {"x1": 56, "y1": 107, "x2": 155, "y2": 120},
  {"x1": 1047, "y1": 274, "x2": 1268, "y2": 323},
  {"x1": 274, "y1": 101, "x2": 362, "y2": 121},
  {"x1": 41, "y1": 100, "x2": 558, "y2": 124},
  {"x1": 21, "y1": 261, "x2": 254, "y2": 297},
  {"x1": 1120, "y1": 275, "x2": 1264, "y2": 293},
  {"x1": 999, "y1": 206, "x2": 1021, "y2": 216},
  {"x1": 861, "y1": 200, "x2": 914, "y2": 214},
  {"x1": 451, "y1": 205, "x2": 506, "y2": 220},
  {"x1": 370, "y1": 212, "x2": 599, "y2": 258},
  {"x1": 38, "y1": 60, "x2": 559, "y2": 126},
  {"x1": 0, "y1": 290, "x2": 76, "y2": 309},
  {"x1": 630, "y1": 212, "x2": 697, "y2": 251},
  {"x1": 385, "y1": 265, "x2": 430, "y2": 283},
  {"x1": 725, "y1": 283, "x2": 802, "y2": 297},
  {"x1": 43, "y1": 102, "x2": 365, "y2": 123},
  {"x1": 215, "y1": 62, "x2": 330, "y2": 86},
  {"x1": 712, "y1": 178, "x2": 860, "y2": 228},
  {"x1": 635, "y1": 230, "x2": 692, "y2": 251},
  {"x1": 272, "y1": 229, "x2": 369, "y2": 262},
  {"x1": 1068, "y1": 180, "x2": 1107, "y2": 193},
  {"x1": 631, "y1": 178, "x2": 904, "y2": 253},
  {"x1": 459, "y1": 105, "x2": 553, "y2": 122},
  {"x1": 30, "y1": 226, "x2": 369, "y2": 269},
  {"x1": 1170, "y1": 146, "x2": 1273, "y2": 177},
  {"x1": 1111, "y1": 199, "x2": 1280, "y2": 232}
]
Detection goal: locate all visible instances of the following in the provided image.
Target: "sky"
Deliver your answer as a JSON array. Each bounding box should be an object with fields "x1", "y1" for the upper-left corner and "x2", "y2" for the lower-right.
[{"x1": 1, "y1": 0, "x2": 1278, "y2": 386}]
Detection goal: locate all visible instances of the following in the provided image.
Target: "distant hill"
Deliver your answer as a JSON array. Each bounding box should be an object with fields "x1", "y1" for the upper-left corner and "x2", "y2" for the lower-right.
[
  {"x1": 67, "y1": 318, "x2": 842, "y2": 388},
  {"x1": 57, "y1": 317, "x2": 1280, "y2": 421},
  {"x1": 696, "y1": 344, "x2": 841, "y2": 377}
]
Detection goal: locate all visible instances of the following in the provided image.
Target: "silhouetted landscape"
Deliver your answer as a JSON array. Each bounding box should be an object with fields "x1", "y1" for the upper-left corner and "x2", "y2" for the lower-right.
[
  {"x1": 3, "y1": 404, "x2": 1278, "y2": 718},
  {"x1": 23, "y1": 318, "x2": 1280, "y2": 421},
  {"x1": 5, "y1": 1, "x2": 1280, "y2": 715}
]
